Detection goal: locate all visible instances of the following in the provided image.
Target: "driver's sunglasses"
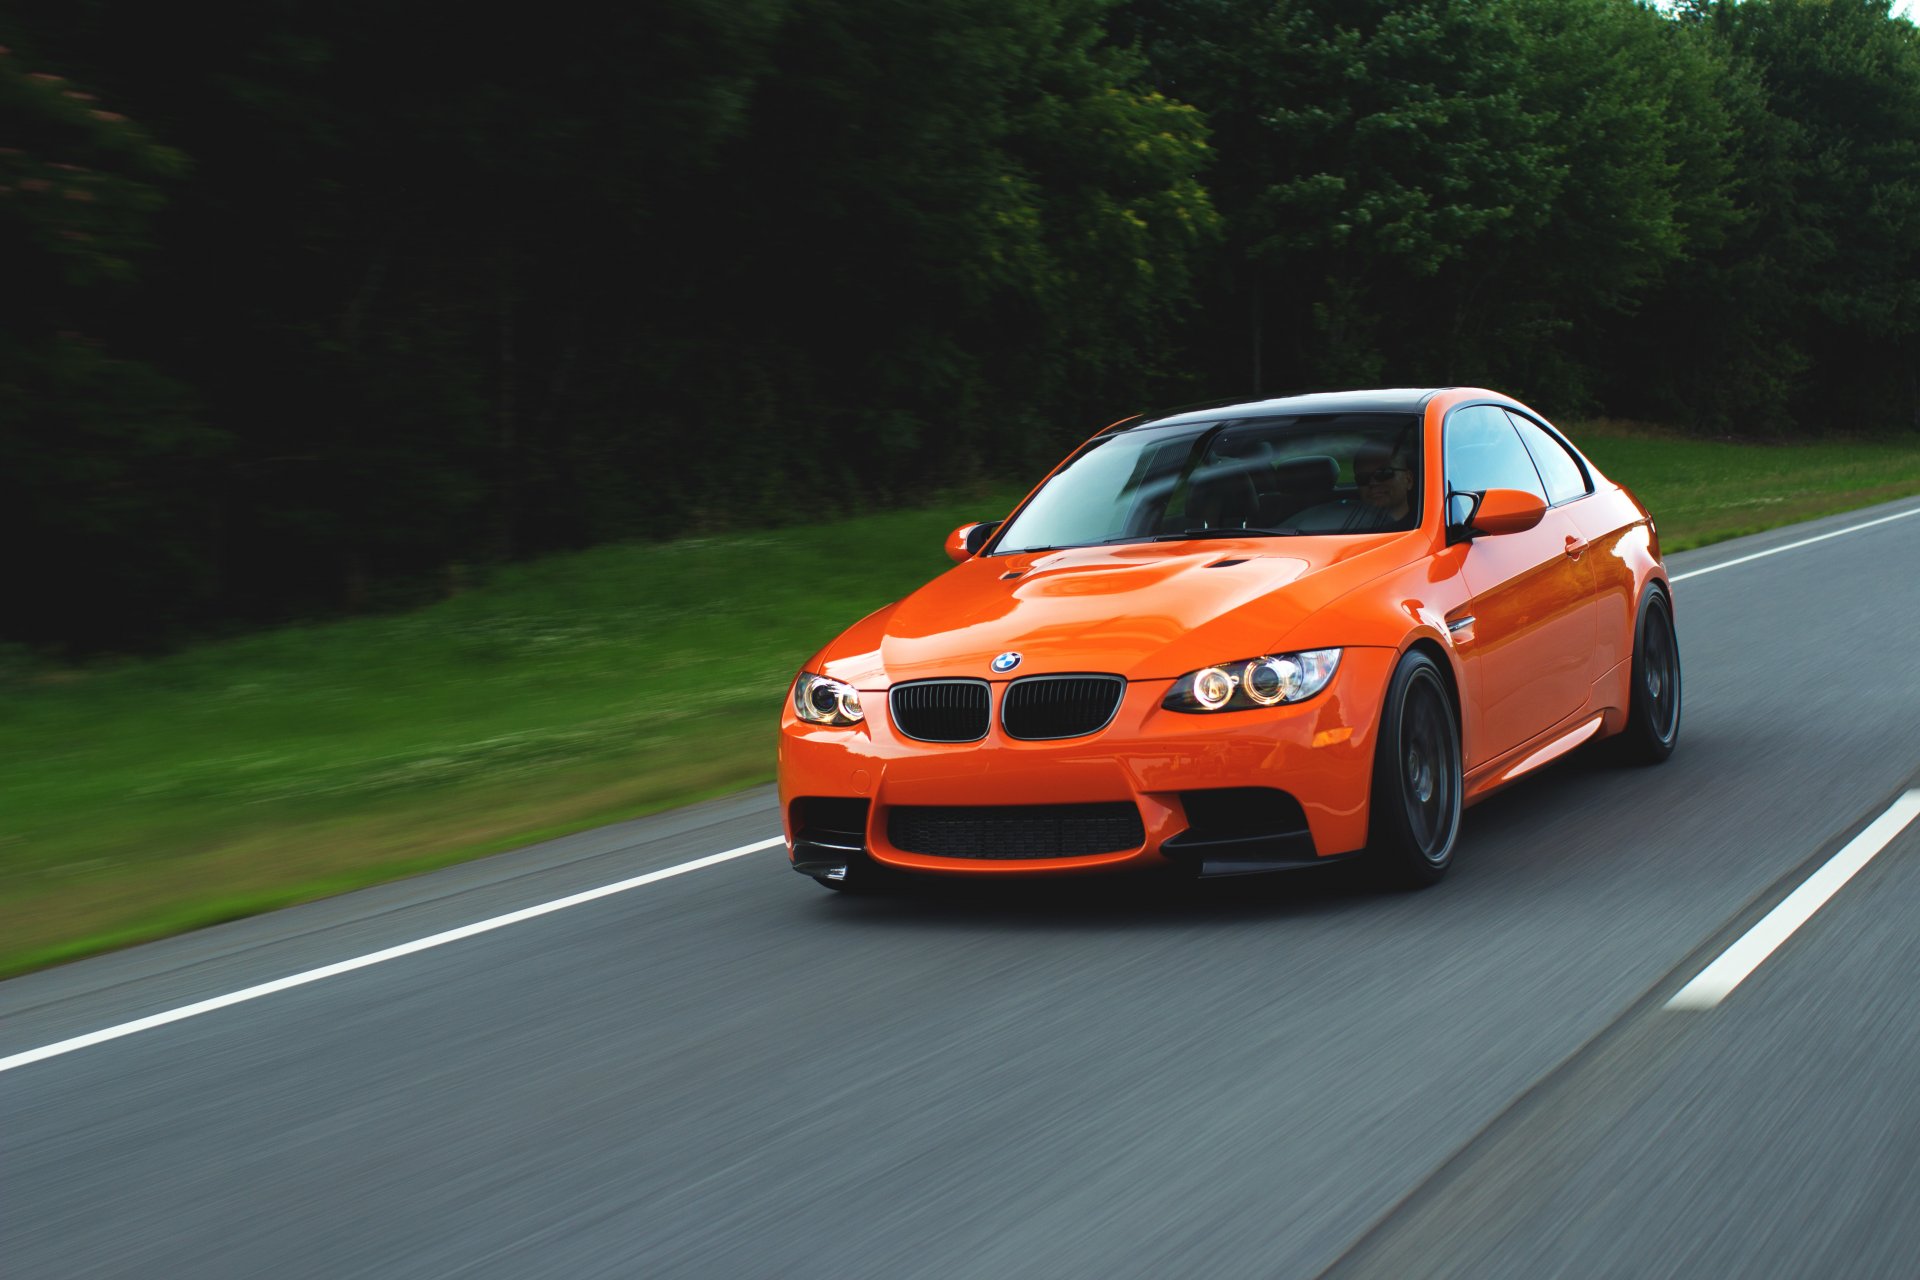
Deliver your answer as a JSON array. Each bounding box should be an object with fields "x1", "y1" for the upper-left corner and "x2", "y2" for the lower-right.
[{"x1": 1359, "y1": 465, "x2": 1405, "y2": 484}]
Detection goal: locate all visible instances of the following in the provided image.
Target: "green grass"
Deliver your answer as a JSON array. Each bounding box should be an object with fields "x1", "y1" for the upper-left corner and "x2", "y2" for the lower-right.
[
  {"x1": 0, "y1": 486, "x2": 1026, "y2": 976},
  {"x1": 4, "y1": 424, "x2": 1919, "y2": 977},
  {"x1": 1574, "y1": 419, "x2": 1920, "y2": 551}
]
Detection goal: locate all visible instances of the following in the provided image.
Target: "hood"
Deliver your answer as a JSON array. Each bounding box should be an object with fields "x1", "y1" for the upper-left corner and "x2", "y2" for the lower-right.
[{"x1": 816, "y1": 537, "x2": 1409, "y2": 687}]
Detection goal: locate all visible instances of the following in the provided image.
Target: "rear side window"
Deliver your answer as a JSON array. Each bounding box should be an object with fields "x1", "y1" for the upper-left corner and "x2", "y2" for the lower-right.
[
  {"x1": 1506, "y1": 411, "x2": 1590, "y2": 505},
  {"x1": 1444, "y1": 405, "x2": 1545, "y2": 500}
]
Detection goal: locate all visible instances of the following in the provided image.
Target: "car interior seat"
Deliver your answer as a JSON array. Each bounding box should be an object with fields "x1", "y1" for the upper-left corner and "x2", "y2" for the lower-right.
[
  {"x1": 1255, "y1": 454, "x2": 1339, "y2": 527},
  {"x1": 1179, "y1": 464, "x2": 1261, "y2": 530}
]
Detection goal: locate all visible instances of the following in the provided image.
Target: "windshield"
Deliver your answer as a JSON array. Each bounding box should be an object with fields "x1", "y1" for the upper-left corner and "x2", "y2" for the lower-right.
[{"x1": 993, "y1": 412, "x2": 1423, "y2": 553}]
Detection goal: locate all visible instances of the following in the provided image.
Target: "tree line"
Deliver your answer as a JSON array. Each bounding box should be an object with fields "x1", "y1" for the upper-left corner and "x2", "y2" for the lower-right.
[{"x1": 3, "y1": 0, "x2": 1917, "y2": 650}]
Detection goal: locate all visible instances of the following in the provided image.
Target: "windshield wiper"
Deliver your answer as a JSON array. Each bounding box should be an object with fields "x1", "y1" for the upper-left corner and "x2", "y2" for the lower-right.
[
  {"x1": 1148, "y1": 527, "x2": 1299, "y2": 542},
  {"x1": 1001, "y1": 528, "x2": 1299, "y2": 553}
]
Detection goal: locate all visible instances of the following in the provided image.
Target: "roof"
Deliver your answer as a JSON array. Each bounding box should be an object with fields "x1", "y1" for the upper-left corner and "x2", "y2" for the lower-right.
[{"x1": 1117, "y1": 388, "x2": 1449, "y2": 432}]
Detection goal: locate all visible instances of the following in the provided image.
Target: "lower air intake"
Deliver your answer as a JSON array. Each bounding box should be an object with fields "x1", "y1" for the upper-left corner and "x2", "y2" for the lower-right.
[{"x1": 887, "y1": 803, "x2": 1145, "y2": 859}]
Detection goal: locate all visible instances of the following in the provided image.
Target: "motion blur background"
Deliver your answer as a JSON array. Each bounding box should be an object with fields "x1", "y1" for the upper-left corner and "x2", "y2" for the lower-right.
[
  {"x1": 10, "y1": 11, "x2": 1920, "y2": 1276},
  {"x1": 6, "y1": 0, "x2": 1920, "y2": 654},
  {"x1": 7, "y1": 0, "x2": 1920, "y2": 974}
]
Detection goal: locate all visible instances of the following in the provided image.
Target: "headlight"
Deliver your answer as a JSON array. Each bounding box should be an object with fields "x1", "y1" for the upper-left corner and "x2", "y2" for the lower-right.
[
  {"x1": 1162, "y1": 649, "x2": 1341, "y2": 713},
  {"x1": 793, "y1": 672, "x2": 865, "y2": 726}
]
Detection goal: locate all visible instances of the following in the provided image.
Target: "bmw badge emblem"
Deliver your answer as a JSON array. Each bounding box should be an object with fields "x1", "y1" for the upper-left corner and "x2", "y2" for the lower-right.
[{"x1": 991, "y1": 651, "x2": 1022, "y2": 674}]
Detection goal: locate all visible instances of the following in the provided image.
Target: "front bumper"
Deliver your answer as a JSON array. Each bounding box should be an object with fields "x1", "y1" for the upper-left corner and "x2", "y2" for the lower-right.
[{"x1": 778, "y1": 648, "x2": 1392, "y2": 877}]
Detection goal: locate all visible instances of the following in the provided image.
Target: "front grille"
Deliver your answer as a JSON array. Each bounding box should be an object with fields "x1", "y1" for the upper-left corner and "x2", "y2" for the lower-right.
[
  {"x1": 890, "y1": 680, "x2": 991, "y2": 742},
  {"x1": 888, "y1": 803, "x2": 1145, "y2": 859},
  {"x1": 1001, "y1": 675, "x2": 1125, "y2": 740}
]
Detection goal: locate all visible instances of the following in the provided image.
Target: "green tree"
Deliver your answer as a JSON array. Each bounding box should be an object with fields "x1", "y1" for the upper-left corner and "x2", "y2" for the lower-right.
[
  {"x1": 1441, "y1": 0, "x2": 1742, "y2": 407},
  {"x1": 1701, "y1": 0, "x2": 1920, "y2": 432},
  {"x1": 5, "y1": 0, "x2": 1217, "y2": 646},
  {"x1": 622, "y1": 0, "x2": 1219, "y2": 522},
  {"x1": 0, "y1": 43, "x2": 219, "y2": 649},
  {"x1": 1118, "y1": 0, "x2": 1748, "y2": 410},
  {"x1": 1119, "y1": 0, "x2": 1563, "y2": 390}
]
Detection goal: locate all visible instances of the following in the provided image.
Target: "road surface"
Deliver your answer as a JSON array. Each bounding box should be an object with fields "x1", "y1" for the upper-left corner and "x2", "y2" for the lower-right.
[{"x1": 6, "y1": 499, "x2": 1920, "y2": 1278}]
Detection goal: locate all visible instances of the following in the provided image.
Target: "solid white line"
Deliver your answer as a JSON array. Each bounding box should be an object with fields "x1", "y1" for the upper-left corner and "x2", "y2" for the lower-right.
[
  {"x1": 0, "y1": 835, "x2": 785, "y2": 1074},
  {"x1": 6, "y1": 510, "x2": 1915, "y2": 1071},
  {"x1": 1668, "y1": 791, "x2": 1920, "y2": 1010},
  {"x1": 1671, "y1": 505, "x2": 1920, "y2": 582}
]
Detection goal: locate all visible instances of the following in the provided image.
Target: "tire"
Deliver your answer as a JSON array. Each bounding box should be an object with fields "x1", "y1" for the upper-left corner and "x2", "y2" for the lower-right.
[
  {"x1": 1366, "y1": 650, "x2": 1463, "y2": 888},
  {"x1": 1615, "y1": 586, "x2": 1682, "y2": 765}
]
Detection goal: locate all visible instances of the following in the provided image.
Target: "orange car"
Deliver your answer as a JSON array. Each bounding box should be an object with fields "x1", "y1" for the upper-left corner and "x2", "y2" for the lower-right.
[{"x1": 780, "y1": 388, "x2": 1680, "y2": 889}]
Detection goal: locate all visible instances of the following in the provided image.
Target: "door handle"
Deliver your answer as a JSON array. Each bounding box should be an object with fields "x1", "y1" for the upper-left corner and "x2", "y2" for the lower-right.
[{"x1": 1564, "y1": 534, "x2": 1588, "y2": 560}]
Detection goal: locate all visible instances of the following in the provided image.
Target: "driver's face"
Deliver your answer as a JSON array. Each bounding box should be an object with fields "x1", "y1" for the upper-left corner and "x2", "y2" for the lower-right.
[{"x1": 1358, "y1": 457, "x2": 1412, "y2": 510}]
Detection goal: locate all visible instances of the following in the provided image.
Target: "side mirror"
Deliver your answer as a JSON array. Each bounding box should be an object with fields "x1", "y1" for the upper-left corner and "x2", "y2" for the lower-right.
[
  {"x1": 945, "y1": 520, "x2": 1002, "y2": 562},
  {"x1": 1446, "y1": 491, "x2": 1481, "y2": 542},
  {"x1": 1466, "y1": 487, "x2": 1548, "y2": 537}
]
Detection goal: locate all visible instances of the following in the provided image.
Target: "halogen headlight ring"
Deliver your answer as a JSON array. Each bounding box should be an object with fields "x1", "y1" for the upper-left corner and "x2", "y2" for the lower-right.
[
  {"x1": 1242, "y1": 656, "x2": 1295, "y2": 705},
  {"x1": 1163, "y1": 649, "x2": 1341, "y2": 713},
  {"x1": 1193, "y1": 666, "x2": 1237, "y2": 710},
  {"x1": 794, "y1": 672, "x2": 866, "y2": 726}
]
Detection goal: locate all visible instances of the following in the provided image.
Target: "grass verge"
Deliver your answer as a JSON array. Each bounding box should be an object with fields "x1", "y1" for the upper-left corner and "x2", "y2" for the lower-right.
[
  {"x1": 0, "y1": 489, "x2": 1024, "y2": 978},
  {"x1": 4, "y1": 426, "x2": 1919, "y2": 976},
  {"x1": 1573, "y1": 419, "x2": 1920, "y2": 550}
]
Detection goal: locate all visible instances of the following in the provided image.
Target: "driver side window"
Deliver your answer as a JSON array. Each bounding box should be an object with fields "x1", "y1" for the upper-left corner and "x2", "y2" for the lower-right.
[{"x1": 1445, "y1": 405, "x2": 1547, "y2": 502}]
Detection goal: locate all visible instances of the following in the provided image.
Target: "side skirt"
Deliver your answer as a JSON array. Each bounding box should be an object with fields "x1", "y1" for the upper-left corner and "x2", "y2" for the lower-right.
[{"x1": 1464, "y1": 711, "x2": 1607, "y2": 806}]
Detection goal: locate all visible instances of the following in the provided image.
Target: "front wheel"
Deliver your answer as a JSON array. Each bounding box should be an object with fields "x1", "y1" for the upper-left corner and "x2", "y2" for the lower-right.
[
  {"x1": 1615, "y1": 586, "x2": 1681, "y2": 765},
  {"x1": 1366, "y1": 651, "x2": 1463, "y2": 888}
]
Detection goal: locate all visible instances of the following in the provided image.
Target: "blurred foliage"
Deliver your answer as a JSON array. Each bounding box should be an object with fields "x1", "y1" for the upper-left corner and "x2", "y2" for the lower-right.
[
  {"x1": 1, "y1": 0, "x2": 1918, "y2": 651},
  {"x1": 1113, "y1": 0, "x2": 1745, "y2": 398},
  {"x1": 0, "y1": 48, "x2": 220, "y2": 641},
  {"x1": 0, "y1": 485, "x2": 1029, "y2": 975}
]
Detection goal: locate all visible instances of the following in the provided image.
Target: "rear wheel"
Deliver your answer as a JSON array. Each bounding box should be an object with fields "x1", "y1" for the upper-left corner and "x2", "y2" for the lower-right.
[
  {"x1": 1615, "y1": 586, "x2": 1681, "y2": 765},
  {"x1": 1366, "y1": 651, "x2": 1462, "y2": 888}
]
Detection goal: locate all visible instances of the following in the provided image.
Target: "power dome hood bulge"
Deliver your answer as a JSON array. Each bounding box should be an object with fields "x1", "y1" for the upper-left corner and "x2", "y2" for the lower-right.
[{"x1": 813, "y1": 537, "x2": 1410, "y2": 687}]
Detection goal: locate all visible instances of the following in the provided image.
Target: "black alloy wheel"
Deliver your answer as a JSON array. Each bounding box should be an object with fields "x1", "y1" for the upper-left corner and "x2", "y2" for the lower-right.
[
  {"x1": 1367, "y1": 650, "x2": 1463, "y2": 888},
  {"x1": 1616, "y1": 586, "x2": 1682, "y2": 765}
]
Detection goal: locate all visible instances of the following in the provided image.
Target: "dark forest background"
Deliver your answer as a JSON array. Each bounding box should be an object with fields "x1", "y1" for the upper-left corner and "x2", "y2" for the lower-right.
[{"x1": 4, "y1": 0, "x2": 1918, "y2": 651}]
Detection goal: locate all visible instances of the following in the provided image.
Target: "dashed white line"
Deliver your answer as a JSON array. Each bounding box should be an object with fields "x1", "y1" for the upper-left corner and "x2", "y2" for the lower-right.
[
  {"x1": 1668, "y1": 791, "x2": 1920, "y2": 1010},
  {"x1": 1671, "y1": 505, "x2": 1920, "y2": 583},
  {"x1": 0, "y1": 836, "x2": 785, "y2": 1074}
]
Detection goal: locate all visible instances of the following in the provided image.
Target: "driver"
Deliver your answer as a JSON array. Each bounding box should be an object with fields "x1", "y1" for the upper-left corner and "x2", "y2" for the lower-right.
[
  {"x1": 1354, "y1": 442, "x2": 1414, "y2": 522},
  {"x1": 1290, "y1": 440, "x2": 1415, "y2": 533}
]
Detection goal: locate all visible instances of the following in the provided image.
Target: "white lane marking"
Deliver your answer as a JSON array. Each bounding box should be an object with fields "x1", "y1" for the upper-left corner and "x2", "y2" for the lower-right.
[
  {"x1": 0, "y1": 836, "x2": 785, "y2": 1073},
  {"x1": 1668, "y1": 791, "x2": 1920, "y2": 1010},
  {"x1": 1671, "y1": 505, "x2": 1920, "y2": 582},
  {"x1": 5, "y1": 508, "x2": 1914, "y2": 1070}
]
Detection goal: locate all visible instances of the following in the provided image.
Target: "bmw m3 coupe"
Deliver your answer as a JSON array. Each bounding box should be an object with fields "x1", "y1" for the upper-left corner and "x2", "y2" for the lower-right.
[{"x1": 779, "y1": 388, "x2": 1681, "y2": 889}]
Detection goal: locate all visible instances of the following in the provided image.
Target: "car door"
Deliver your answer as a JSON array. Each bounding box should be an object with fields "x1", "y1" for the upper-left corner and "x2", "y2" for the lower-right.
[
  {"x1": 1445, "y1": 404, "x2": 1597, "y2": 766},
  {"x1": 1507, "y1": 408, "x2": 1638, "y2": 685}
]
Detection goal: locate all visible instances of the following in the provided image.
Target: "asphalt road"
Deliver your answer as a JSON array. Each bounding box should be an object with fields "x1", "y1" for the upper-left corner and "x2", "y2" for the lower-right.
[{"x1": 6, "y1": 499, "x2": 1920, "y2": 1279}]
